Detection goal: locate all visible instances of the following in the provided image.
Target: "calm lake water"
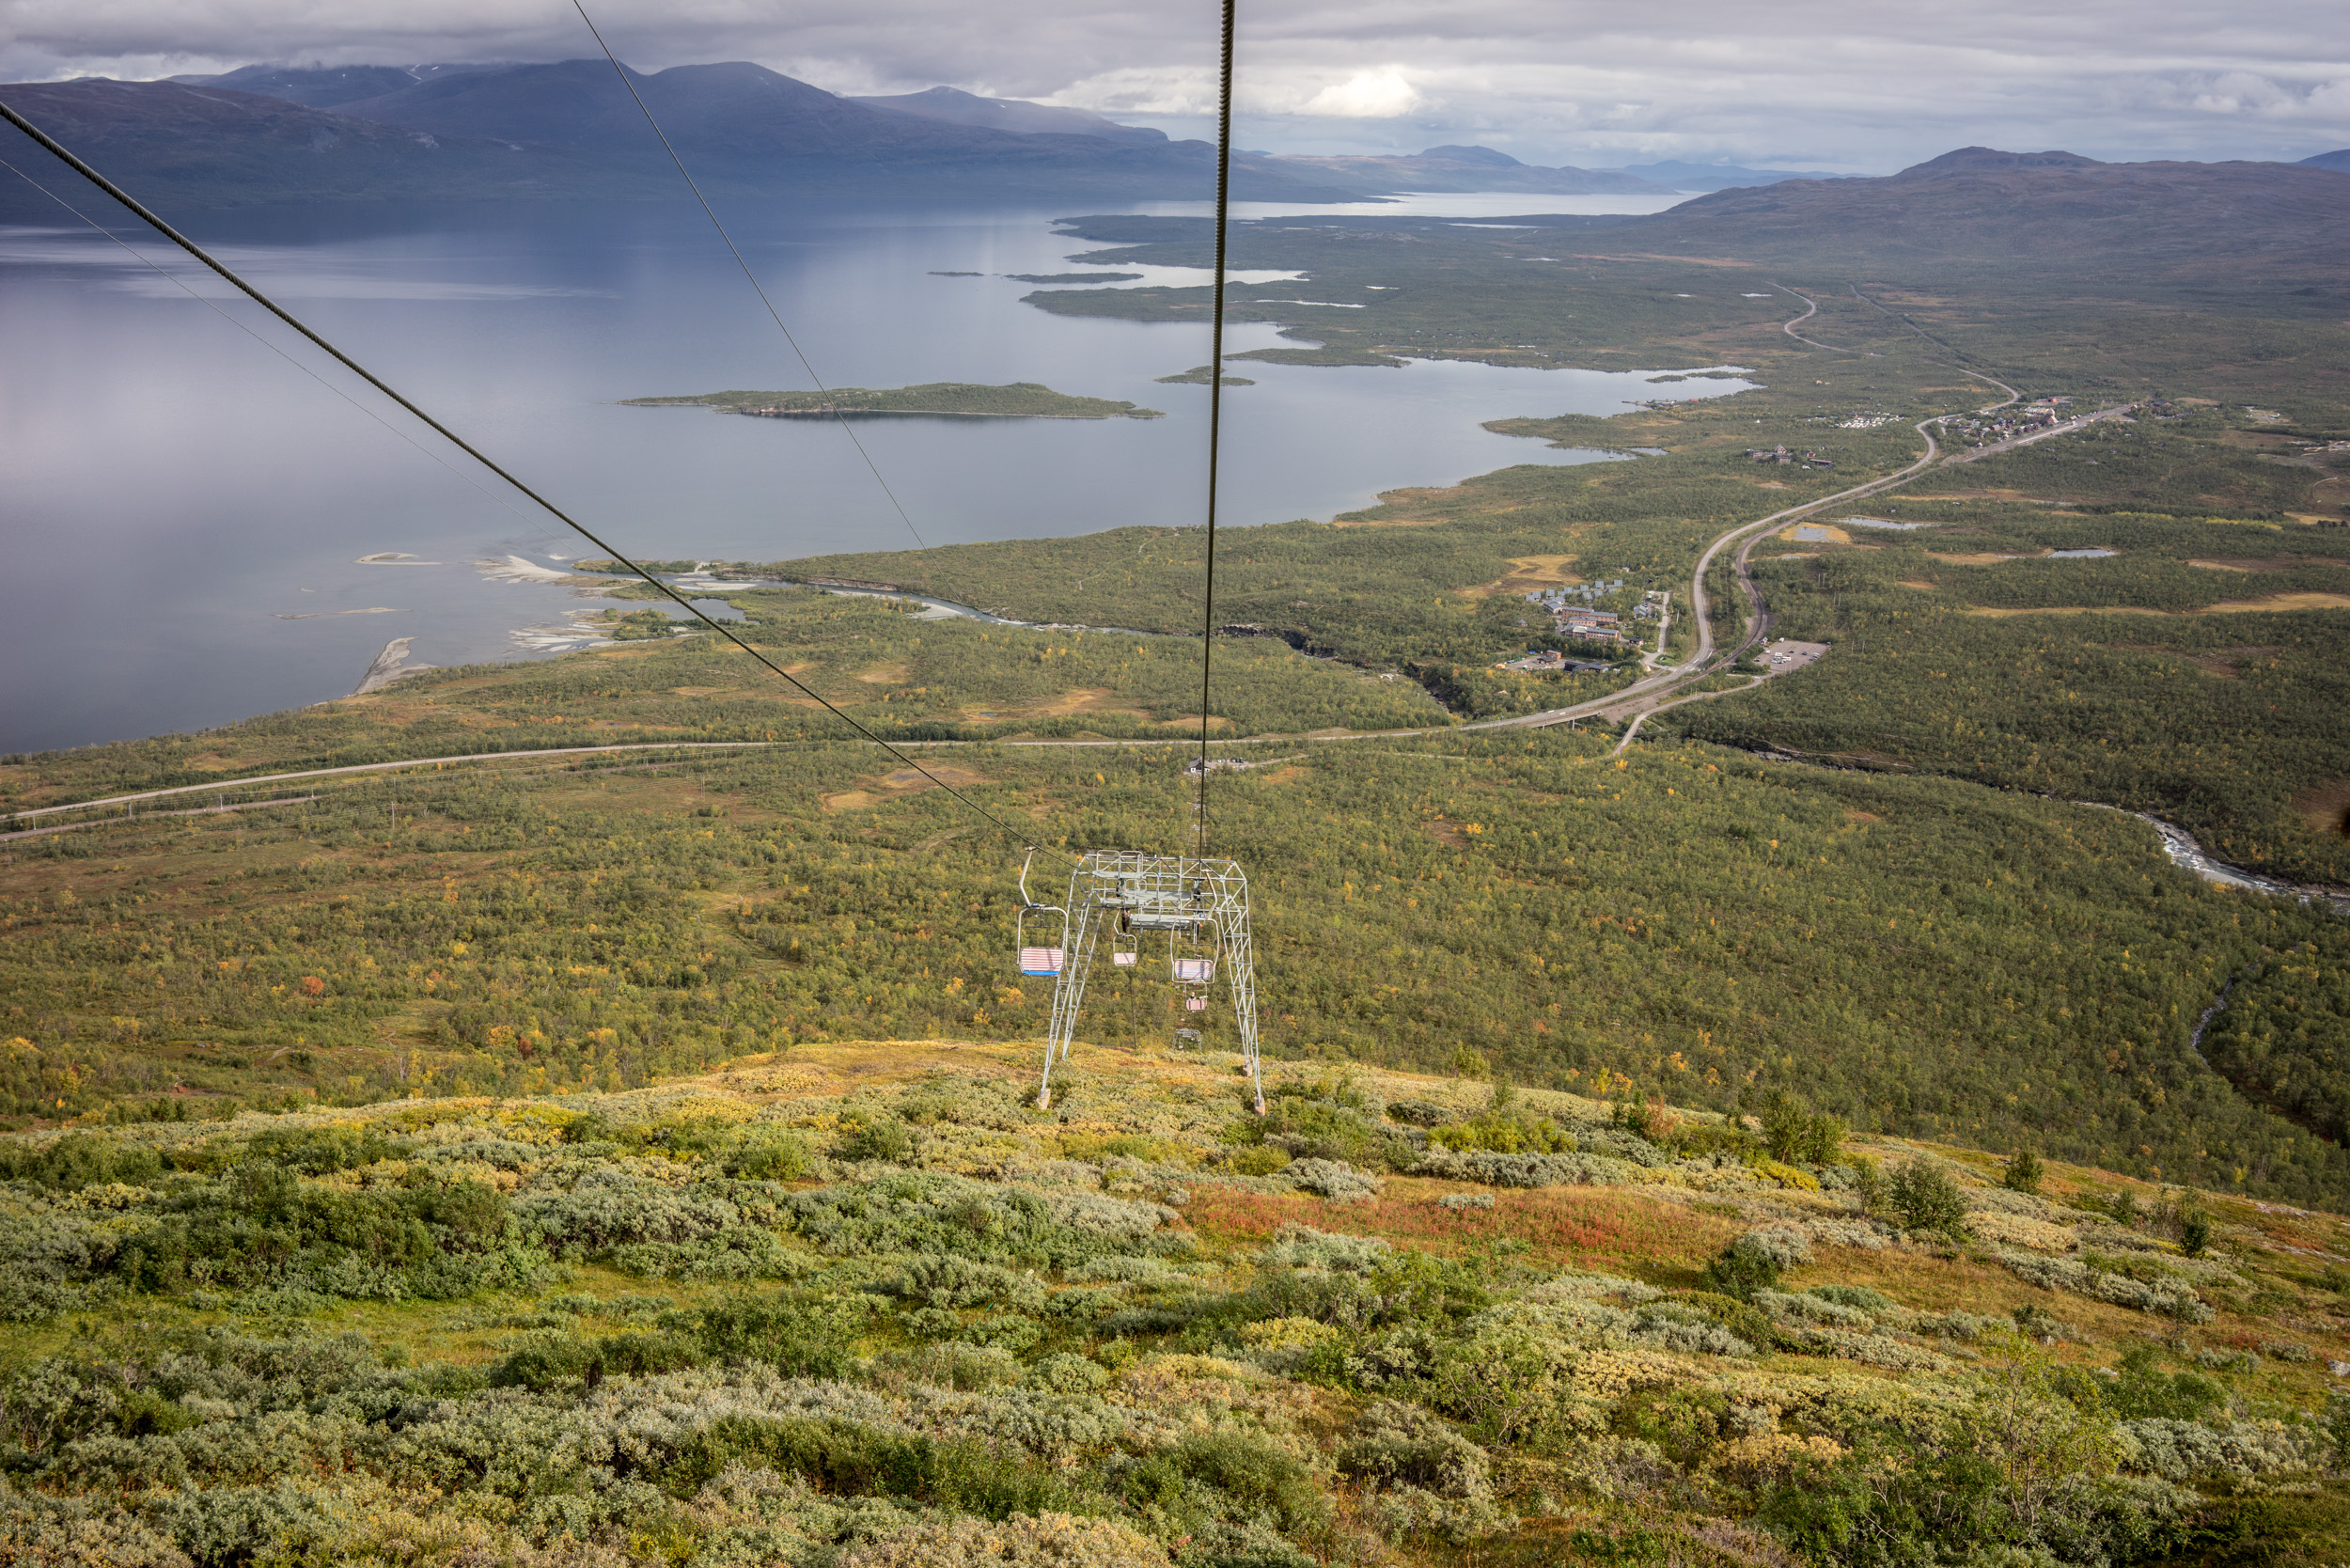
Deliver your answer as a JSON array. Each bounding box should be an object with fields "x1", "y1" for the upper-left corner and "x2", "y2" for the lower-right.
[{"x1": 0, "y1": 194, "x2": 1738, "y2": 753}]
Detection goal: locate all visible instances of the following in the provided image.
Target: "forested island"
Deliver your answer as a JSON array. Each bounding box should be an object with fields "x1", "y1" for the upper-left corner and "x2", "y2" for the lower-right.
[{"x1": 623, "y1": 382, "x2": 1164, "y2": 419}]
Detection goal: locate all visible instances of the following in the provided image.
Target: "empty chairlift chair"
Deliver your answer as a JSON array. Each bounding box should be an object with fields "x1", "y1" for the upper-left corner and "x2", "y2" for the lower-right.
[
  {"x1": 1016, "y1": 896, "x2": 1065, "y2": 979},
  {"x1": 1173, "y1": 934, "x2": 1214, "y2": 1013}
]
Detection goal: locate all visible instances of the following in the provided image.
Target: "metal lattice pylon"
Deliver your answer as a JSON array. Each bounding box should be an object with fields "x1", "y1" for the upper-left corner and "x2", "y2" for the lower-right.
[{"x1": 1021, "y1": 850, "x2": 1262, "y2": 1113}]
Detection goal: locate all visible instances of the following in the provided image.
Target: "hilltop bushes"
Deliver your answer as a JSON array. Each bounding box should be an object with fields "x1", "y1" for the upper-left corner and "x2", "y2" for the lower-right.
[{"x1": 0, "y1": 1073, "x2": 2337, "y2": 1567}]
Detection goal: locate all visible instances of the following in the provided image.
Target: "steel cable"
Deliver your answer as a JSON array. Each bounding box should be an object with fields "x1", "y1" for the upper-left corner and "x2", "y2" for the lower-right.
[{"x1": 1193, "y1": 0, "x2": 1238, "y2": 855}]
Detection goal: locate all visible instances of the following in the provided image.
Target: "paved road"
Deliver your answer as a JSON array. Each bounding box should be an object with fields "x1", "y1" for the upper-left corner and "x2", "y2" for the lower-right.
[
  {"x1": 2, "y1": 742, "x2": 782, "y2": 823},
  {"x1": 1460, "y1": 408, "x2": 1961, "y2": 735},
  {"x1": 0, "y1": 795, "x2": 321, "y2": 843},
  {"x1": 1774, "y1": 284, "x2": 1856, "y2": 354},
  {"x1": 1477, "y1": 366, "x2": 2023, "y2": 744}
]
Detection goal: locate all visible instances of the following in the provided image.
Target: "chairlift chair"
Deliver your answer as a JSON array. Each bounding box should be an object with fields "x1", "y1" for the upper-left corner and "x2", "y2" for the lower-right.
[
  {"x1": 1112, "y1": 910, "x2": 1139, "y2": 968},
  {"x1": 1014, "y1": 852, "x2": 1067, "y2": 977},
  {"x1": 1172, "y1": 927, "x2": 1214, "y2": 1014}
]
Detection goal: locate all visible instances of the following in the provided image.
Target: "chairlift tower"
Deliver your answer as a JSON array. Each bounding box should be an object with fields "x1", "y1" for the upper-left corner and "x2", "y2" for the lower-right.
[{"x1": 1018, "y1": 850, "x2": 1264, "y2": 1113}]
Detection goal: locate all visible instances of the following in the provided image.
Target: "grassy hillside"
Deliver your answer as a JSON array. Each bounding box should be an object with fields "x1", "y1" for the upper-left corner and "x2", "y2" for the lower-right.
[
  {"x1": 5, "y1": 702, "x2": 2346, "y2": 1204},
  {"x1": 0, "y1": 1045, "x2": 2345, "y2": 1565}
]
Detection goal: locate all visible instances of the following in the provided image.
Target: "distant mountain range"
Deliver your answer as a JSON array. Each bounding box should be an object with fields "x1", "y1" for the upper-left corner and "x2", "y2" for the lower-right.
[
  {"x1": 1267, "y1": 144, "x2": 1671, "y2": 195},
  {"x1": 0, "y1": 61, "x2": 1365, "y2": 214},
  {"x1": 169, "y1": 62, "x2": 511, "y2": 108},
  {"x1": 1596, "y1": 160, "x2": 1848, "y2": 191},
  {"x1": 3, "y1": 64, "x2": 2342, "y2": 223},
  {"x1": 844, "y1": 86, "x2": 1169, "y2": 148},
  {"x1": 1535, "y1": 146, "x2": 2350, "y2": 294},
  {"x1": 0, "y1": 76, "x2": 663, "y2": 212}
]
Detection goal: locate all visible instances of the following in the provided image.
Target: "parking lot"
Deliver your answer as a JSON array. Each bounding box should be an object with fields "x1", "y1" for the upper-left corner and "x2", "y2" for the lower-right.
[{"x1": 1759, "y1": 639, "x2": 1830, "y2": 675}]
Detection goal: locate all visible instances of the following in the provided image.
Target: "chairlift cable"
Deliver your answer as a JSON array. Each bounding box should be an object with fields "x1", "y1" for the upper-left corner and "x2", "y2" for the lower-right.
[
  {"x1": 0, "y1": 95, "x2": 1069, "y2": 870},
  {"x1": 570, "y1": 0, "x2": 930, "y2": 552},
  {"x1": 1192, "y1": 0, "x2": 1238, "y2": 855}
]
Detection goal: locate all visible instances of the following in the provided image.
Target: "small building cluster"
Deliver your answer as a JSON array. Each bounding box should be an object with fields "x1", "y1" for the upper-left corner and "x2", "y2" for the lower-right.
[
  {"x1": 1744, "y1": 445, "x2": 1835, "y2": 469},
  {"x1": 1513, "y1": 579, "x2": 1661, "y2": 652},
  {"x1": 1524, "y1": 584, "x2": 1631, "y2": 644},
  {"x1": 1495, "y1": 650, "x2": 1616, "y2": 674},
  {"x1": 1526, "y1": 579, "x2": 1625, "y2": 609}
]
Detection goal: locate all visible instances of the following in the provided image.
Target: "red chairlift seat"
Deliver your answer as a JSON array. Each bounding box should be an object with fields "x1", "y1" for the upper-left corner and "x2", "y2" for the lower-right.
[{"x1": 1016, "y1": 890, "x2": 1067, "y2": 978}]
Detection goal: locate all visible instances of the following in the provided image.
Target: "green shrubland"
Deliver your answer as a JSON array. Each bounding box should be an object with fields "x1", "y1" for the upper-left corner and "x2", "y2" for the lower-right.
[
  {"x1": 5, "y1": 725, "x2": 2347, "y2": 1200},
  {"x1": 0, "y1": 1050, "x2": 2342, "y2": 1565}
]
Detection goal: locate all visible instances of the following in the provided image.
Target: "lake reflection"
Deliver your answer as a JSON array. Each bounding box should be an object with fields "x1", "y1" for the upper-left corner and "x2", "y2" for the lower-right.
[{"x1": 0, "y1": 197, "x2": 1747, "y2": 751}]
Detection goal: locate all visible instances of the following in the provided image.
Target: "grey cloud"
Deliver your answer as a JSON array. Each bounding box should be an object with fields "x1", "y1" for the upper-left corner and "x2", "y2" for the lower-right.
[{"x1": 1, "y1": 0, "x2": 2343, "y2": 169}]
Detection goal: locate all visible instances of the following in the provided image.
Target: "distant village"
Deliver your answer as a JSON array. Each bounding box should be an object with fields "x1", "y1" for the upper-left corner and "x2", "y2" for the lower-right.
[
  {"x1": 1762, "y1": 395, "x2": 2187, "y2": 463},
  {"x1": 1941, "y1": 395, "x2": 2081, "y2": 448}
]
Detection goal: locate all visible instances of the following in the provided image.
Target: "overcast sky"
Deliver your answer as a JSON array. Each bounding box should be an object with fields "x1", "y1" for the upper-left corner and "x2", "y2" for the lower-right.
[{"x1": 4, "y1": 0, "x2": 2345, "y2": 172}]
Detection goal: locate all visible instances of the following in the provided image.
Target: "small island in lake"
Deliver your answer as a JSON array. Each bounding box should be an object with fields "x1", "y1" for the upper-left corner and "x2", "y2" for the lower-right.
[
  {"x1": 622, "y1": 382, "x2": 1164, "y2": 419},
  {"x1": 1155, "y1": 364, "x2": 1258, "y2": 385}
]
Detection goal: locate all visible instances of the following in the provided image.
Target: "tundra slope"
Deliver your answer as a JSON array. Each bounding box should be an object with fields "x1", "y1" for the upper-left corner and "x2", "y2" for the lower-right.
[{"x1": 0, "y1": 1044, "x2": 2344, "y2": 1566}]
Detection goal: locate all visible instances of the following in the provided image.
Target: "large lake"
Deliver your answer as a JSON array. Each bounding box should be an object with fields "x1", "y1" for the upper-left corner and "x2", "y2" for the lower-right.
[{"x1": 0, "y1": 192, "x2": 1735, "y2": 753}]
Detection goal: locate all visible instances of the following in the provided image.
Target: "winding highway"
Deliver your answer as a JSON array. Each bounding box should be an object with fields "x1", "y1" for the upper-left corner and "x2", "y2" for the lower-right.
[
  {"x1": 1773, "y1": 284, "x2": 1855, "y2": 354},
  {"x1": 1464, "y1": 360, "x2": 2018, "y2": 740}
]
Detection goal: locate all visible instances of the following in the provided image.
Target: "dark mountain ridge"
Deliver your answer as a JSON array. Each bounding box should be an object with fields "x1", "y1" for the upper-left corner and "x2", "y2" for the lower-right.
[
  {"x1": 846, "y1": 86, "x2": 1167, "y2": 147},
  {"x1": 317, "y1": 60, "x2": 1352, "y2": 196},
  {"x1": 1606, "y1": 146, "x2": 2350, "y2": 290},
  {"x1": 329, "y1": 60, "x2": 962, "y2": 163},
  {"x1": 0, "y1": 78, "x2": 664, "y2": 213},
  {"x1": 0, "y1": 62, "x2": 1361, "y2": 213},
  {"x1": 167, "y1": 62, "x2": 507, "y2": 109}
]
